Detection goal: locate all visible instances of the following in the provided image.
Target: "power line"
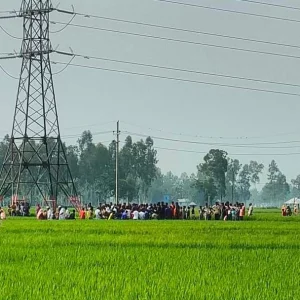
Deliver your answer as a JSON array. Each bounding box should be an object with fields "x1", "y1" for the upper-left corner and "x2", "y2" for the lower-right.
[
  {"x1": 120, "y1": 120, "x2": 300, "y2": 140},
  {"x1": 124, "y1": 131, "x2": 300, "y2": 148},
  {"x1": 53, "y1": 61, "x2": 300, "y2": 97},
  {"x1": 154, "y1": 145, "x2": 300, "y2": 156},
  {"x1": 51, "y1": 55, "x2": 75, "y2": 75},
  {"x1": 54, "y1": 9, "x2": 300, "y2": 51},
  {"x1": 233, "y1": 0, "x2": 300, "y2": 11},
  {"x1": 0, "y1": 25, "x2": 22, "y2": 40},
  {"x1": 51, "y1": 21, "x2": 300, "y2": 62},
  {"x1": 0, "y1": 121, "x2": 116, "y2": 135},
  {"x1": 50, "y1": 14, "x2": 76, "y2": 34},
  {"x1": 63, "y1": 120, "x2": 116, "y2": 131},
  {"x1": 62, "y1": 130, "x2": 113, "y2": 140},
  {"x1": 153, "y1": 0, "x2": 300, "y2": 24},
  {"x1": 0, "y1": 64, "x2": 19, "y2": 80},
  {"x1": 56, "y1": 50, "x2": 300, "y2": 89}
]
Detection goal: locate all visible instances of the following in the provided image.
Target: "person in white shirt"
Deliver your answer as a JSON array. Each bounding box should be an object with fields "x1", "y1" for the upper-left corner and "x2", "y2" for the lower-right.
[
  {"x1": 65, "y1": 208, "x2": 70, "y2": 219},
  {"x1": 46, "y1": 207, "x2": 52, "y2": 220},
  {"x1": 139, "y1": 211, "x2": 145, "y2": 220},
  {"x1": 95, "y1": 207, "x2": 101, "y2": 219},
  {"x1": 248, "y1": 203, "x2": 253, "y2": 216},
  {"x1": 133, "y1": 210, "x2": 139, "y2": 220},
  {"x1": 59, "y1": 207, "x2": 66, "y2": 220}
]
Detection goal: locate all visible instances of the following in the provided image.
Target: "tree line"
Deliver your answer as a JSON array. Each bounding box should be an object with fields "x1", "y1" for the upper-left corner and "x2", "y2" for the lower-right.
[{"x1": 0, "y1": 131, "x2": 298, "y2": 206}]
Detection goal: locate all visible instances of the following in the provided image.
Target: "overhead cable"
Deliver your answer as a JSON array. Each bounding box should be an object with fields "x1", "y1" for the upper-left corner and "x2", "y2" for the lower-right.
[
  {"x1": 0, "y1": 64, "x2": 19, "y2": 80},
  {"x1": 52, "y1": 61, "x2": 300, "y2": 98},
  {"x1": 153, "y1": 0, "x2": 300, "y2": 24},
  {"x1": 153, "y1": 146, "x2": 300, "y2": 156},
  {"x1": 55, "y1": 9, "x2": 300, "y2": 51},
  {"x1": 55, "y1": 50, "x2": 300, "y2": 89},
  {"x1": 51, "y1": 21, "x2": 300, "y2": 61},
  {"x1": 120, "y1": 120, "x2": 300, "y2": 140},
  {"x1": 123, "y1": 131, "x2": 300, "y2": 148},
  {"x1": 232, "y1": 0, "x2": 300, "y2": 11}
]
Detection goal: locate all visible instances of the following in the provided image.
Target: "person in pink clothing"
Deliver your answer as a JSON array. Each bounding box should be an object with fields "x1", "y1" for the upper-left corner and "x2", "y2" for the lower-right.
[{"x1": 239, "y1": 203, "x2": 246, "y2": 221}]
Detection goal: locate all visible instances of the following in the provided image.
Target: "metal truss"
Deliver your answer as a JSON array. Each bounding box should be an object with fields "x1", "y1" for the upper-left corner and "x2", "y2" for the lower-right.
[{"x1": 0, "y1": 0, "x2": 78, "y2": 208}]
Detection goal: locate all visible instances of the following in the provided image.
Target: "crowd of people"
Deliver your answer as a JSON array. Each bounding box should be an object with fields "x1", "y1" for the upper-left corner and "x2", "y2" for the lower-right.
[
  {"x1": 0, "y1": 201, "x2": 254, "y2": 221},
  {"x1": 281, "y1": 204, "x2": 299, "y2": 217},
  {"x1": 0, "y1": 202, "x2": 31, "y2": 220},
  {"x1": 7, "y1": 202, "x2": 30, "y2": 216},
  {"x1": 36, "y1": 204, "x2": 76, "y2": 220},
  {"x1": 74, "y1": 201, "x2": 253, "y2": 221}
]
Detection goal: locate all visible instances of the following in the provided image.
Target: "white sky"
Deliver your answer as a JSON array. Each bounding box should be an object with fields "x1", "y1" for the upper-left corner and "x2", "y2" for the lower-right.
[{"x1": 1, "y1": 0, "x2": 300, "y2": 186}]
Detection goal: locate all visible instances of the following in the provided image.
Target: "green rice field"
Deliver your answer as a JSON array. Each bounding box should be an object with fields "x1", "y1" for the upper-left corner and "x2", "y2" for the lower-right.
[{"x1": 0, "y1": 210, "x2": 299, "y2": 300}]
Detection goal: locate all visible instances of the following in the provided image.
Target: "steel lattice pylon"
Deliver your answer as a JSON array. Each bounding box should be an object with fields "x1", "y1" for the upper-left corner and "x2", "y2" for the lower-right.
[{"x1": 0, "y1": 0, "x2": 78, "y2": 209}]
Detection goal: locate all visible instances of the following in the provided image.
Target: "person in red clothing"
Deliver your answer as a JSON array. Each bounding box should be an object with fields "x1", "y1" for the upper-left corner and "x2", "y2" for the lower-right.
[
  {"x1": 239, "y1": 203, "x2": 246, "y2": 221},
  {"x1": 79, "y1": 207, "x2": 86, "y2": 219}
]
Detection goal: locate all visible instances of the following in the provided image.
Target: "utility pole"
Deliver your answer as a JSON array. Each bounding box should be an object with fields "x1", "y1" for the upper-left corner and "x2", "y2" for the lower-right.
[
  {"x1": 115, "y1": 121, "x2": 120, "y2": 205},
  {"x1": 232, "y1": 169, "x2": 235, "y2": 203},
  {"x1": 0, "y1": 1, "x2": 79, "y2": 211}
]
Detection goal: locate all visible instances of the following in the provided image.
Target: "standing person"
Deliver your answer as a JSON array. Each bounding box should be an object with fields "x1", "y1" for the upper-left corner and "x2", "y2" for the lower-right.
[
  {"x1": 65, "y1": 207, "x2": 70, "y2": 219},
  {"x1": 220, "y1": 203, "x2": 226, "y2": 220},
  {"x1": 69, "y1": 210, "x2": 76, "y2": 220},
  {"x1": 214, "y1": 202, "x2": 221, "y2": 221},
  {"x1": 231, "y1": 207, "x2": 236, "y2": 221},
  {"x1": 20, "y1": 203, "x2": 24, "y2": 216},
  {"x1": 59, "y1": 206, "x2": 66, "y2": 220},
  {"x1": 281, "y1": 204, "x2": 286, "y2": 217},
  {"x1": 235, "y1": 204, "x2": 240, "y2": 221},
  {"x1": 175, "y1": 202, "x2": 180, "y2": 219},
  {"x1": 95, "y1": 207, "x2": 101, "y2": 220},
  {"x1": 170, "y1": 202, "x2": 175, "y2": 219},
  {"x1": 199, "y1": 206, "x2": 204, "y2": 220},
  {"x1": 55, "y1": 207, "x2": 60, "y2": 220},
  {"x1": 187, "y1": 207, "x2": 191, "y2": 220},
  {"x1": 132, "y1": 209, "x2": 139, "y2": 220},
  {"x1": 37, "y1": 208, "x2": 44, "y2": 220},
  {"x1": 191, "y1": 206, "x2": 196, "y2": 220},
  {"x1": 248, "y1": 203, "x2": 254, "y2": 217},
  {"x1": 35, "y1": 204, "x2": 41, "y2": 217},
  {"x1": 0, "y1": 208, "x2": 6, "y2": 220},
  {"x1": 46, "y1": 207, "x2": 52, "y2": 220},
  {"x1": 240, "y1": 203, "x2": 245, "y2": 221},
  {"x1": 204, "y1": 204, "x2": 211, "y2": 221},
  {"x1": 293, "y1": 203, "x2": 298, "y2": 215},
  {"x1": 79, "y1": 207, "x2": 86, "y2": 219}
]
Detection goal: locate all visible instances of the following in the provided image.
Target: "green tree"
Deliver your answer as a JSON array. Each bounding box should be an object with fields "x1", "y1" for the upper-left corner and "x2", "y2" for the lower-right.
[
  {"x1": 195, "y1": 149, "x2": 228, "y2": 202},
  {"x1": 237, "y1": 161, "x2": 264, "y2": 204},
  {"x1": 261, "y1": 160, "x2": 289, "y2": 205},
  {"x1": 290, "y1": 175, "x2": 300, "y2": 198},
  {"x1": 225, "y1": 159, "x2": 241, "y2": 202}
]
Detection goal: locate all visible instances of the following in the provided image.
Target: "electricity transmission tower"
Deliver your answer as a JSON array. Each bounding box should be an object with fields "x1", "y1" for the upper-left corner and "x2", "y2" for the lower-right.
[{"x1": 0, "y1": 0, "x2": 80, "y2": 210}]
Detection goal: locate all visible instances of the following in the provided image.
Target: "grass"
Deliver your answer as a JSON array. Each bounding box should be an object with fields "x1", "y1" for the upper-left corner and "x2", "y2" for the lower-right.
[{"x1": 0, "y1": 210, "x2": 299, "y2": 299}]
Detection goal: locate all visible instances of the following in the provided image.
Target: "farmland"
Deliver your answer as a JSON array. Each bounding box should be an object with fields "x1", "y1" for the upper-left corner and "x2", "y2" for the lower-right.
[{"x1": 0, "y1": 210, "x2": 299, "y2": 300}]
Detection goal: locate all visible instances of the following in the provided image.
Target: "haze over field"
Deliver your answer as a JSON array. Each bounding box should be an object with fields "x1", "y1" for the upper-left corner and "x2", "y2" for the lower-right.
[{"x1": 1, "y1": 0, "x2": 300, "y2": 183}]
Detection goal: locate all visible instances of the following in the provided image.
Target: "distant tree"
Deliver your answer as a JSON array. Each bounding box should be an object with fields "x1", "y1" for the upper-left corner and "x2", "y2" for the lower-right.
[
  {"x1": 225, "y1": 159, "x2": 241, "y2": 202},
  {"x1": 261, "y1": 160, "x2": 289, "y2": 205},
  {"x1": 0, "y1": 135, "x2": 10, "y2": 169},
  {"x1": 78, "y1": 130, "x2": 93, "y2": 153},
  {"x1": 291, "y1": 175, "x2": 300, "y2": 198},
  {"x1": 195, "y1": 149, "x2": 228, "y2": 202},
  {"x1": 237, "y1": 161, "x2": 264, "y2": 204}
]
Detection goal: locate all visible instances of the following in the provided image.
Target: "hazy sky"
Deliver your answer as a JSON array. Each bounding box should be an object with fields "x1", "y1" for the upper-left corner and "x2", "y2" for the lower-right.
[{"x1": 1, "y1": 0, "x2": 300, "y2": 187}]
